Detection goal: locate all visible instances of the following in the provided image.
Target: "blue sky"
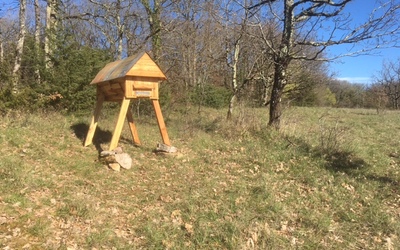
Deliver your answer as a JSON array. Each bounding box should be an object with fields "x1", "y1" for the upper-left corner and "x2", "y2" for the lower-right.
[
  {"x1": 1, "y1": 0, "x2": 399, "y2": 85},
  {"x1": 328, "y1": 48, "x2": 398, "y2": 85},
  {"x1": 326, "y1": 1, "x2": 400, "y2": 85}
]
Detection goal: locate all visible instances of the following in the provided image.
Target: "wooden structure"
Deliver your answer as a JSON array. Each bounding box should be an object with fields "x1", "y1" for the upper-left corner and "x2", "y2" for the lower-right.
[{"x1": 84, "y1": 52, "x2": 172, "y2": 151}]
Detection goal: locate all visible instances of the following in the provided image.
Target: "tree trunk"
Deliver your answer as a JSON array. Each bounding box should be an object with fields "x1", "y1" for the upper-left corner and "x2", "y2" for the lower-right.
[
  {"x1": 45, "y1": 0, "x2": 58, "y2": 69},
  {"x1": 150, "y1": 16, "x2": 162, "y2": 62},
  {"x1": 268, "y1": 0, "x2": 293, "y2": 129},
  {"x1": 268, "y1": 62, "x2": 287, "y2": 129},
  {"x1": 227, "y1": 41, "x2": 240, "y2": 119},
  {"x1": 116, "y1": 0, "x2": 124, "y2": 60},
  {"x1": 12, "y1": 0, "x2": 27, "y2": 92},
  {"x1": 262, "y1": 76, "x2": 270, "y2": 106},
  {"x1": 227, "y1": 95, "x2": 237, "y2": 120},
  {"x1": 34, "y1": 0, "x2": 41, "y2": 83},
  {"x1": 140, "y1": 0, "x2": 162, "y2": 62},
  {"x1": 0, "y1": 37, "x2": 3, "y2": 64}
]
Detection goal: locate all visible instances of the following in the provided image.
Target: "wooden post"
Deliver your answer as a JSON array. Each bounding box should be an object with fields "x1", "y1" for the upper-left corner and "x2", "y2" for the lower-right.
[
  {"x1": 152, "y1": 99, "x2": 171, "y2": 146},
  {"x1": 109, "y1": 97, "x2": 131, "y2": 150},
  {"x1": 84, "y1": 94, "x2": 104, "y2": 146},
  {"x1": 126, "y1": 109, "x2": 141, "y2": 145}
]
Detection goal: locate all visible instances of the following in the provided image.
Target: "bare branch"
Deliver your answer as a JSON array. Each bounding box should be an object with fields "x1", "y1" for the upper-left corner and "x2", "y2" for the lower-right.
[
  {"x1": 248, "y1": 0, "x2": 279, "y2": 10},
  {"x1": 294, "y1": 0, "x2": 351, "y2": 22}
]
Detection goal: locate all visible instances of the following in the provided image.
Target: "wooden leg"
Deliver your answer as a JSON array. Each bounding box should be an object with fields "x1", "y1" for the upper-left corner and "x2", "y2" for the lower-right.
[
  {"x1": 109, "y1": 97, "x2": 130, "y2": 150},
  {"x1": 126, "y1": 109, "x2": 141, "y2": 145},
  {"x1": 84, "y1": 94, "x2": 104, "y2": 146},
  {"x1": 152, "y1": 99, "x2": 171, "y2": 146}
]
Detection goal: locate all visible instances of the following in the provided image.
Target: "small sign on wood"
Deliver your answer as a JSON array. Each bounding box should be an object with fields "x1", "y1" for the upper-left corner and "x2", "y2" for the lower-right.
[{"x1": 84, "y1": 52, "x2": 176, "y2": 153}]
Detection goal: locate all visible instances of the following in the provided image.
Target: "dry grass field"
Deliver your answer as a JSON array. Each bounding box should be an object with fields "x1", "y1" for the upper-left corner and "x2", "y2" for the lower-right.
[{"x1": 0, "y1": 105, "x2": 399, "y2": 249}]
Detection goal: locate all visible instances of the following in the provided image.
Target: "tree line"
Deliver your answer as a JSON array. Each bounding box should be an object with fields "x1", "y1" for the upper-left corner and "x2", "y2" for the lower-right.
[{"x1": 1, "y1": 0, "x2": 400, "y2": 129}]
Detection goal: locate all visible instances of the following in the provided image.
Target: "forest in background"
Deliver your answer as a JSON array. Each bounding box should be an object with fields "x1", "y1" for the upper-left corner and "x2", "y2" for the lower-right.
[{"x1": 1, "y1": 0, "x2": 400, "y2": 121}]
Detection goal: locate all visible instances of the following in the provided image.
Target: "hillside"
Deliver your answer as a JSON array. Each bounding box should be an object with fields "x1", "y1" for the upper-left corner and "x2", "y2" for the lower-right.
[{"x1": 0, "y1": 106, "x2": 399, "y2": 249}]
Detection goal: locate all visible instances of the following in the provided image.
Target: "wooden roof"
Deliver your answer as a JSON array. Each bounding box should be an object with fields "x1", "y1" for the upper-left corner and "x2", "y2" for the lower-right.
[{"x1": 90, "y1": 52, "x2": 167, "y2": 85}]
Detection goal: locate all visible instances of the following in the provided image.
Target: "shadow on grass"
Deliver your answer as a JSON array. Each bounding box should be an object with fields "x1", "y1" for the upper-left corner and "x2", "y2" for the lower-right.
[
  {"x1": 70, "y1": 123, "x2": 112, "y2": 153},
  {"x1": 283, "y1": 134, "x2": 399, "y2": 189},
  {"x1": 322, "y1": 150, "x2": 399, "y2": 188},
  {"x1": 70, "y1": 123, "x2": 139, "y2": 153},
  {"x1": 365, "y1": 174, "x2": 399, "y2": 188},
  {"x1": 322, "y1": 151, "x2": 367, "y2": 173}
]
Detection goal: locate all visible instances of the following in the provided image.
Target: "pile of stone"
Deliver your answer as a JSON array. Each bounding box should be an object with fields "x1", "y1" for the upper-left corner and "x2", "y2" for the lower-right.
[{"x1": 100, "y1": 147, "x2": 132, "y2": 172}]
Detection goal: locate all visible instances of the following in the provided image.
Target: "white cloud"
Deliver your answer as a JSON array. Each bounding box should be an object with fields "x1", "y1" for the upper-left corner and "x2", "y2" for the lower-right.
[{"x1": 336, "y1": 77, "x2": 372, "y2": 84}]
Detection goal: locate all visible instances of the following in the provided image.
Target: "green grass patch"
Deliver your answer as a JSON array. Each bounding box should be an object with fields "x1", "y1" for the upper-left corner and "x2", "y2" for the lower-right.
[{"x1": 0, "y1": 107, "x2": 399, "y2": 249}]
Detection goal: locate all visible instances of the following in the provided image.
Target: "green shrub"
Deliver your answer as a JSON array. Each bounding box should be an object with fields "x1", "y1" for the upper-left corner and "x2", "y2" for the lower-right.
[
  {"x1": 42, "y1": 39, "x2": 110, "y2": 112},
  {"x1": 190, "y1": 84, "x2": 231, "y2": 109},
  {"x1": 0, "y1": 30, "x2": 111, "y2": 113}
]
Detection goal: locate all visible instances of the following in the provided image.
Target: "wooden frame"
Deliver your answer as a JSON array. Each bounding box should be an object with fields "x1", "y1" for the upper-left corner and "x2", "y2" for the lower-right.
[{"x1": 84, "y1": 52, "x2": 172, "y2": 151}]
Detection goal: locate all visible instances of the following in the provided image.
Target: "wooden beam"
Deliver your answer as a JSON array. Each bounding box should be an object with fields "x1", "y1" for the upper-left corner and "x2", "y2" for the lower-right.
[
  {"x1": 152, "y1": 99, "x2": 171, "y2": 146},
  {"x1": 109, "y1": 97, "x2": 131, "y2": 150},
  {"x1": 84, "y1": 93, "x2": 104, "y2": 146},
  {"x1": 126, "y1": 109, "x2": 141, "y2": 145}
]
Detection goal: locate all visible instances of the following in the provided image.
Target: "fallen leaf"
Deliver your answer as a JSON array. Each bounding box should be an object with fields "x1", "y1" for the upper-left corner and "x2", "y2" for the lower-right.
[{"x1": 184, "y1": 223, "x2": 194, "y2": 236}]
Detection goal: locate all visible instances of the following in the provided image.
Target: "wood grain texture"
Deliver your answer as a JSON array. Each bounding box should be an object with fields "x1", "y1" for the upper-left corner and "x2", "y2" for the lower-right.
[
  {"x1": 90, "y1": 52, "x2": 166, "y2": 85},
  {"x1": 152, "y1": 99, "x2": 171, "y2": 146},
  {"x1": 109, "y1": 97, "x2": 130, "y2": 150},
  {"x1": 84, "y1": 93, "x2": 104, "y2": 146},
  {"x1": 126, "y1": 109, "x2": 141, "y2": 145}
]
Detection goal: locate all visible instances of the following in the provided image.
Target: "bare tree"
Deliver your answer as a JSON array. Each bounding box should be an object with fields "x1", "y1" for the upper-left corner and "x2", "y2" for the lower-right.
[
  {"x1": 45, "y1": 0, "x2": 59, "y2": 69},
  {"x1": 252, "y1": 0, "x2": 400, "y2": 129},
  {"x1": 219, "y1": 0, "x2": 251, "y2": 119},
  {"x1": 215, "y1": 0, "x2": 277, "y2": 119},
  {"x1": 86, "y1": 0, "x2": 127, "y2": 59},
  {"x1": 0, "y1": 15, "x2": 17, "y2": 66},
  {"x1": 374, "y1": 59, "x2": 400, "y2": 109},
  {"x1": 65, "y1": 0, "x2": 145, "y2": 60},
  {"x1": 0, "y1": 26, "x2": 3, "y2": 64},
  {"x1": 140, "y1": 0, "x2": 167, "y2": 62},
  {"x1": 12, "y1": 0, "x2": 27, "y2": 92},
  {"x1": 165, "y1": 0, "x2": 226, "y2": 90},
  {"x1": 366, "y1": 84, "x2": 388, "y2": 113},
  {"x1": 167, "y1": 0, "x2": 203, "y2": 89},
  {"x1": 34, "y1": 0, "x2": 41, "y2": 83}
]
